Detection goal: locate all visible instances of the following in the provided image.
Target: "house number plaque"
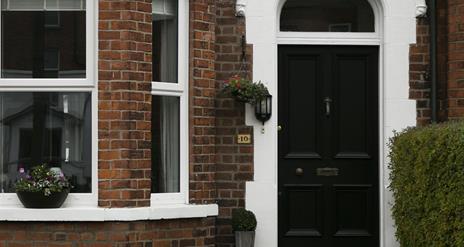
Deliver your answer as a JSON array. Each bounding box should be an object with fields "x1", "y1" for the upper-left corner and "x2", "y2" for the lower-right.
[{"x1": 237, "y1": 134, "x2": 252, "y2": 144}]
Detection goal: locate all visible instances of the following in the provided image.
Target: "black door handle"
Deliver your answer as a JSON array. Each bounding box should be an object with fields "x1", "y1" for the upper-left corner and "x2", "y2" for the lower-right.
[{"x1": 324, "y1": 97, "x2": 332, "y2": 117}]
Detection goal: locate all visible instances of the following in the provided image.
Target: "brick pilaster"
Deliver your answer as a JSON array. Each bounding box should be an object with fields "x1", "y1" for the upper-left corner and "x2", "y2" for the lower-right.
[
  {"x1": 189, "y1": 0, "x2": 218, "y2": 204},
  {"x1": 98, "y1": 0, "x2": 153, "y2": 207}
]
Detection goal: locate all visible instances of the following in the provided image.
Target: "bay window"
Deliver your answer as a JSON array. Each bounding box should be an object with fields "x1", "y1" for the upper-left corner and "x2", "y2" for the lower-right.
[
  {"x1": 0, "y1": 0, "x2": 96, "y2": 206},
  {"x1": 151, "y1": 0, "x2": 188, "y2": 204}
]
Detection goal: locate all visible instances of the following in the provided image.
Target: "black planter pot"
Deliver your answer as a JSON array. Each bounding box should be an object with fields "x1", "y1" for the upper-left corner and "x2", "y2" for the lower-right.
[{"x1": 16, "y1": 190, "x2": 69, "y2": 208}]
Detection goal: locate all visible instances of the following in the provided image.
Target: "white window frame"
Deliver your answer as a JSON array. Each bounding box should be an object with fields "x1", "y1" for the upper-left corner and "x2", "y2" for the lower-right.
[
  {"x1": 0, "y1": 0, "x2": 98, "y2": 207},
  {"x1": 150, "y1": 0, "x2": 189, "y2": 205},
  {"x1": 0, "y1": 0, "x2": 95, "y2": 87}
]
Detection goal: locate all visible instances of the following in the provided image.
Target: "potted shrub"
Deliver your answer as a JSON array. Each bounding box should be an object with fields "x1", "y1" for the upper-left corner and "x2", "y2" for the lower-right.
[
  {"x1": 223, "y1": 75, "x2": 269, "y2": 105},
  {"x1": 15, "y1": 164, "x2": 72, "y2": 208},
  {"x1": 232, "y1": 208, "x2": 257, "y2": 247}
]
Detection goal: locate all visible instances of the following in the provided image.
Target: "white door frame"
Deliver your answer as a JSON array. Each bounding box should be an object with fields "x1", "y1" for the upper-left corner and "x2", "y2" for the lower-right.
[{"x1": 243, "y1": 1, "x2": 418, "y2": 247}]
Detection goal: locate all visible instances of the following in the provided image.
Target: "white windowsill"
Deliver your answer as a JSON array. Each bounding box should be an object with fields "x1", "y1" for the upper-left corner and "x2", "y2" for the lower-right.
[{"x1": 0, "y1": 204, "x2": 218, "y2": 222}]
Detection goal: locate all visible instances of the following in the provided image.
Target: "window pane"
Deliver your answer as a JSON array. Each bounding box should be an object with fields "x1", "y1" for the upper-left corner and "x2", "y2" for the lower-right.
[
  {"x1": 0, "y1": 92, "x2": 92, "y2": 193},
  {"x1": 152, "y1": 95, "x2": 180, "y2": 193},
  {"x1": 152, "y1": 0, "x2": 178, "y2": 83},
  {"x1": 1, "y1": 2, "x2": 86, "y2": 78},
  {"x1": 46, "y1": 0, "x2": 85, "y2": 10},
  {"x1": 280, "y1": 0, "x2": 375, "y2": 32}
]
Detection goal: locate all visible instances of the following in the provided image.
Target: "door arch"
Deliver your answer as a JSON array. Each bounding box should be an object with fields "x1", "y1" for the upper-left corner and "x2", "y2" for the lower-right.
[
  {"x1": 244, "y1": 0, "x2": 417, "y2": 247},
  {"x1": 277, "y1": 1, "x2": 380, "y2": 246}
]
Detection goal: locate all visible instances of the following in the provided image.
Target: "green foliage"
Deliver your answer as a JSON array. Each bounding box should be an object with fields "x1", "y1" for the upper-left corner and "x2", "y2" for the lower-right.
[
  {"x1": 232, "y1": 208, "x2": 257, "y2": 232},
  {"x1": 389, "y1": 122, "x2": 464, "y2": 247},
  {"x1": 222, "y1": 75, "x2": 269, "y2": 105},
  {"x1": 15, "y1": 164, "x2": 72, "y2": 196}
]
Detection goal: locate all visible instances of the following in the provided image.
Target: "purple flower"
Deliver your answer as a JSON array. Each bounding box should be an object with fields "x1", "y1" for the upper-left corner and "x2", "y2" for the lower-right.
[{"x1": 19, "y1": 168, "x2": 25, "y2": 174}]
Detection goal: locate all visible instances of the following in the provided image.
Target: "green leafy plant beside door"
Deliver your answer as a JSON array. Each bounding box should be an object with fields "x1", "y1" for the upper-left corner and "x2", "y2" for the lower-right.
[
  {"x1": 232, "y1": 208, "x2": 257, "y2": 247},
  {"x1": 389, "y1": 122, "x2": 464, "y2": 247}
]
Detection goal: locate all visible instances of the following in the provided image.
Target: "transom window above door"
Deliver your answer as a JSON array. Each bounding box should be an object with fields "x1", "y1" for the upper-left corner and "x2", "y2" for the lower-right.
[{"x1": 280, "y1": 0, "x2": 375, "y2": 32}]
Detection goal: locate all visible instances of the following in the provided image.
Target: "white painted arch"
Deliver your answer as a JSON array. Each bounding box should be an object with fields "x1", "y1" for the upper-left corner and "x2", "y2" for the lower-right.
[{"x1": 243, "y1": 0, "x2": 417, "y2": 247}]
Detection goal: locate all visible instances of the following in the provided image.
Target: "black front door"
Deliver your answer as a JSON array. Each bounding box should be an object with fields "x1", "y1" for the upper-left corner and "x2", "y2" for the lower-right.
[{"x1": 278, "y1": 45, "x2": 379, "y2": 247}]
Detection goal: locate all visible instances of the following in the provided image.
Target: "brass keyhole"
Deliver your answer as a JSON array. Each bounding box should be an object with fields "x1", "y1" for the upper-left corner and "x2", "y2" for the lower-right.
[{"x1": 295, "y1": 168, "x2": 304, "y2": 176}]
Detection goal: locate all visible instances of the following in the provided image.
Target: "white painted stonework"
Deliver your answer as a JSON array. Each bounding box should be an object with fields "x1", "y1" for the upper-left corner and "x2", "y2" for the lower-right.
[
  {"x1": 0, "y1": 204, "x2": 218, "y2": 222},
  {"x1": 243, "y1": 0, "x2": 418, "y2": 247}
]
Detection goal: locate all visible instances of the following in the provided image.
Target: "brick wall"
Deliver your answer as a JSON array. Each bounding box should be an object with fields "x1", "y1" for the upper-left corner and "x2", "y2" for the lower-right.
[
  {"x1": 189, "y1": 0, "x2": 218, "y2": 205},
  {"x1": 410, "y1": 17, "x2": 432, "y2": 125},
  {"x1": 0, "y1": 218, "x2": 215, "y2": 247},
  {"x1": 446, "y1": 0, "x2": 464, "y2": 119},
  {"x1": 1, "y1": 0, "x2": 221, "y2": 246},
  {"x1": 98, "y1": 0, "x2": 153, "y2": 207},
  {"x1": 214, "y1": 1, "x2": 254, "y2": 246},
  {"x1": 410, "y1": 1, "x2": 449, "y2": 124}
]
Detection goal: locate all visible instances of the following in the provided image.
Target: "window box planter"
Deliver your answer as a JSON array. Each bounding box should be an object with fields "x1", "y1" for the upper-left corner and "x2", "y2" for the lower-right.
[
  {"x1": 17, "y1": 190, "x2": 69, "y2": 209},
  {"x1": 15, "y1": 165, "x2": 72, "y2": 209}
]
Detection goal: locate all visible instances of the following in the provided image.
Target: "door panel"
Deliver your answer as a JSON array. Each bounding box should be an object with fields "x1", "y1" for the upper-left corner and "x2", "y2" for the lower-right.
[
  {"x1": 334, "y1": 185, "x2": 373, "y2": 237},
  {"x1": 278, "y1": 45, "x2": 379, "y2": 247},
  {"x1": 283, "y1": 185, "x2": 324, "y2": 237},
  {"x1": 283, "y1": 54, "x2": 323, "y2": 159}
]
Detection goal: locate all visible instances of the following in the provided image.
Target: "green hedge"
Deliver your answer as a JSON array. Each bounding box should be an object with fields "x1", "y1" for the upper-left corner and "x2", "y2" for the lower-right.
[{"x1": 389, "y1": 122, "x2": 464, "y2": 247}]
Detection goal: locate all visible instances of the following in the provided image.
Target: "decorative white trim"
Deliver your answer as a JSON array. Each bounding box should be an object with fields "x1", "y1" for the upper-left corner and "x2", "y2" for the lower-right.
[
  {"x1": 236, "y1": 0, "x2": 246, "y2": 17},
  {"x1": 151, "y1": 0, "x2": 190, "y2": 205},
  {"x1": 277, "y1": 32, "x2": 381, "y2": 46},
  {"x1": 0, "y1": 204, "x2": 218, "y2": 222},
  {"x1": 244, "y1": 0, "x2": 417, "y2": 247},
  {"x1": 416, "y1": 0, "x2": 427, "y2": 18}
]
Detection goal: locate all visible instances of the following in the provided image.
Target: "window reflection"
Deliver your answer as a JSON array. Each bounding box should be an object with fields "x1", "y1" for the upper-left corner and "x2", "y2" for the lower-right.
[
  {"x1": 0, "y1": 92, "x2": 92, "y2": 193},
  {"x1": 152, "y1": 0, "x2": 178, "y2": 83},
  {"x1": 1, "y1": 9, "x2": 86, "y2": 78}
]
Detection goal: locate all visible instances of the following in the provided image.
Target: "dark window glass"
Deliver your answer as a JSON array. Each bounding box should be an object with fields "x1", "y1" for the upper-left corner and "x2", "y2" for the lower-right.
[
  {"x1": 152, "y1": 0, "x2": 178, "y2": 83},
  {"x1": 151, "y1": 95, "x2": 180, "y2": 193},
  {"x1": 0, "y1": 92, "x2": 92, "y2": 193},
  {"x1": 1, "y1": 10, "x2": 86, "y2": 78},
  {"x1": 280, "y1": 0, "x2": 375, "y2": 32}
]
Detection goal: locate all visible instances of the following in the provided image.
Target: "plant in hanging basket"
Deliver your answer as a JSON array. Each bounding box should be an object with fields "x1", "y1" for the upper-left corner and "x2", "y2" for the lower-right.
[
  {"x1": 223, "y1": 75, "x2": 269, "y2": 105},
  {"x1": 15, "y1": 164, "x2": 72, "y2": 208}
]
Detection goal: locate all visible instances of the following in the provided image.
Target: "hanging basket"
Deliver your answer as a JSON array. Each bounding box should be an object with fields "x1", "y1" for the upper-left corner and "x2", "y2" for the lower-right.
[{"x1": 224, "y1": 76, "x2": 269, "y2": 105}]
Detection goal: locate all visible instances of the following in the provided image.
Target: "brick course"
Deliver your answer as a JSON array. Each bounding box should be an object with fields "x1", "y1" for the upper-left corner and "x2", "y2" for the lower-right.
[{"x1": 0, "y1": 218, "x2": 215, "y2": 247}]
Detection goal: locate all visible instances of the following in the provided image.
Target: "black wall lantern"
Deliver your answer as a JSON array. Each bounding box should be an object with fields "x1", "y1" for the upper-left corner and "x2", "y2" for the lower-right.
[{"x1": 255, "y1": 94, "x2": 272, "y2": 125}]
